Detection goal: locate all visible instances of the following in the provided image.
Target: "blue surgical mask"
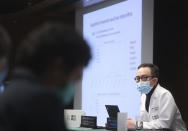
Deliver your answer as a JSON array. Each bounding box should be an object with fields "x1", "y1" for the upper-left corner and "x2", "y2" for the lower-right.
[
  {"x1": 0, "y1": 70, "x2": 7, "y2": 84},
  {"x1": 0, "y1": 85, "x2": 4, "y2": 92},
  {"x1": 56, "y1": 82, "x2": 75, "y2": 105},
  {"x1": 136, "y1": 81, "x2": 152, "y2": 94},
  {"x1": 0, "y1": 70, "x2": 7, "y2": 93}
]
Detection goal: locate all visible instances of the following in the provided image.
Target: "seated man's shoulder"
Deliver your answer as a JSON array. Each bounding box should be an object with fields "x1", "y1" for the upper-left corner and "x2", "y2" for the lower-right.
[
  {"x1": 1, "y1": 81, "x2": 61, "y2": 111},
  {"x1": 157, "y1": 85, "x2": 170, "y2": 93},
  {"x1": 157, "y1": 85, "x2": 174, "y2": 99}
]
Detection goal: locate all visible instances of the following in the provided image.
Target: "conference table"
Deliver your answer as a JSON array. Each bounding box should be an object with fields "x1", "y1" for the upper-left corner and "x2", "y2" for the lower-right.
[{"x1": 68, "y1": 127, "x2": 170, "y2": 131}]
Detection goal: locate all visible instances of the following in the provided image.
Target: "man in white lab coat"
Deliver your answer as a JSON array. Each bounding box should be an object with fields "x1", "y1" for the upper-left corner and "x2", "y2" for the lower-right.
[{"x1": 128, "y1": 63, "x2": 187, "y2": 130}]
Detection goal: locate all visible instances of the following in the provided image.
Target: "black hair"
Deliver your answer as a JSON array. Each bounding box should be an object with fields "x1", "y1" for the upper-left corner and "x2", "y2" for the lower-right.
[
  {"x1": 138, "y1": 63, "x2": 159, "y2": 78},
  {"x1": 0, "y1": 26, "x2": 11, "y2": 57},
  {"x1": 16, "y1": 22, "x2": 91, "y2": 75}
]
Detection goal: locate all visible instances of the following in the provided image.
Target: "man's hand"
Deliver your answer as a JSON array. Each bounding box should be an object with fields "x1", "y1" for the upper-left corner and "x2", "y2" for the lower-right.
[{"x1": 127, "y1": 118, "x2": 136, "y2": 129}]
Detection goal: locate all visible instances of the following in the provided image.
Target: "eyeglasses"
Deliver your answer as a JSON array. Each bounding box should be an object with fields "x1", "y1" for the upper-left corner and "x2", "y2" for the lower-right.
[{"x1": 134, "y1": 75, "x2": 153, "y2": 83}]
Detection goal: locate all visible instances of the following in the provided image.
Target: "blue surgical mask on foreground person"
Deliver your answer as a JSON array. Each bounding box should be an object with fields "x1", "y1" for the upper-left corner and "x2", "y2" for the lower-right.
[
  {"x1": 0, "y1": 26, "x2": 11, "y2": 93},
  {"x1": 0, "y1": 69, "x2": 7, "y2": 92},
  {"x1": 56, "y1": 82, "x2": 75, "y2": 105},
  {"x1": 0, "y1": 58, "x2": 8, "y2": 93}
]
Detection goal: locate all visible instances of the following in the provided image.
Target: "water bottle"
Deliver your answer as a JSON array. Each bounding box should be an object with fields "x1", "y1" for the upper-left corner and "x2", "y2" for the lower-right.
[{"x1": 135, "y1": 116, "x2": 143, "y2": 131}]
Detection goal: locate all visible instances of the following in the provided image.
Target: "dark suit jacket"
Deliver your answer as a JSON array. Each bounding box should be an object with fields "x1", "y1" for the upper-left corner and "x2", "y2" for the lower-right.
[{"x1": 0, "y1": 68, "x2": 67, "y2": 131}]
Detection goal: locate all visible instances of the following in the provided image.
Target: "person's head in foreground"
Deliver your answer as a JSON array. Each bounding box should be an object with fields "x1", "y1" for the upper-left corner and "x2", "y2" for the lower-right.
[
  {"x1": 0, "y1": 22, "x2": 91, "y2": 131},
  {"x1": 15, "y1": 22, "x2": 91, "y2": 104},
  {"x1": 0, "y1": 25, "x2": 11, "y2": 88},
  {"x1": 135, "y1": 63, "x2": 159, "y2": 94}
]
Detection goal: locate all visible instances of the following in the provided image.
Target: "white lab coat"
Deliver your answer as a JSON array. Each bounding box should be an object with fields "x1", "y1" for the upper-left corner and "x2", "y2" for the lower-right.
[{"x1": 140, "y1": 84, "x2": 187, "y2": 131}]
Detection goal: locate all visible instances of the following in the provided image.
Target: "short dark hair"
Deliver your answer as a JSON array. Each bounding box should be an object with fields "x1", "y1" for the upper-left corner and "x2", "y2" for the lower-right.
[
  {"x1": 138, "y1": 63, "x2": 159, "y2": 78},
  {"x1": 0, "y1": 26, "x2": 11, "y2": 57},
  {"x1": 16, "y1": 22, "x2": 91, "y2": 75}
]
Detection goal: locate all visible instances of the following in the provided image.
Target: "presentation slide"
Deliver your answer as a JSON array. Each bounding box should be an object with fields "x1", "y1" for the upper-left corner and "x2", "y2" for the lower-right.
[{"x1": 82, "y1": 0, "x2": 142, "y2": 126}]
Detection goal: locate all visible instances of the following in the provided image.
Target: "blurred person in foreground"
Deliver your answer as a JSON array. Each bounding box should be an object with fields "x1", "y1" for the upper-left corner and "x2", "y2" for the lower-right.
[
  {"x1": 0, "y1": 22, "x2": 91, "y2": 131},
  {"x1": 128, "y1": 63, "x2": 187, "y2": 130},
  {"x1": 0, "y1": 26, "x2": 11, "y2": 92}
]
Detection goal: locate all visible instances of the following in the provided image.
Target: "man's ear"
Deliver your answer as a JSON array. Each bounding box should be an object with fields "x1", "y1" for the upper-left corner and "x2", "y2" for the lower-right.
[
  {"x1": 50, "y1": 58, "x2": 67, "y2": 80},
  {"x1": 153, "y1": 77, "x2": 158, "y2": 85},
  {"x1": 53, "y1": 58, "x2": 83, "y2": 81},
  {"x1": 53, "y1": 58, "x2": 64, "y2": 71},
  {"x1": 68, "y1": 66, "x2": 83, "y2": 81},
  {"x1": 40, "y1": 58, "x2": 66, "y2": 86}
]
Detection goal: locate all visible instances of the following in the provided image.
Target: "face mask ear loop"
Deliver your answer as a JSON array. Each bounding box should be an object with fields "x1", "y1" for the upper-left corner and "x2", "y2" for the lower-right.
[{"x1": 150, "y1": 77, "x2": 157, "y2": 87}]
